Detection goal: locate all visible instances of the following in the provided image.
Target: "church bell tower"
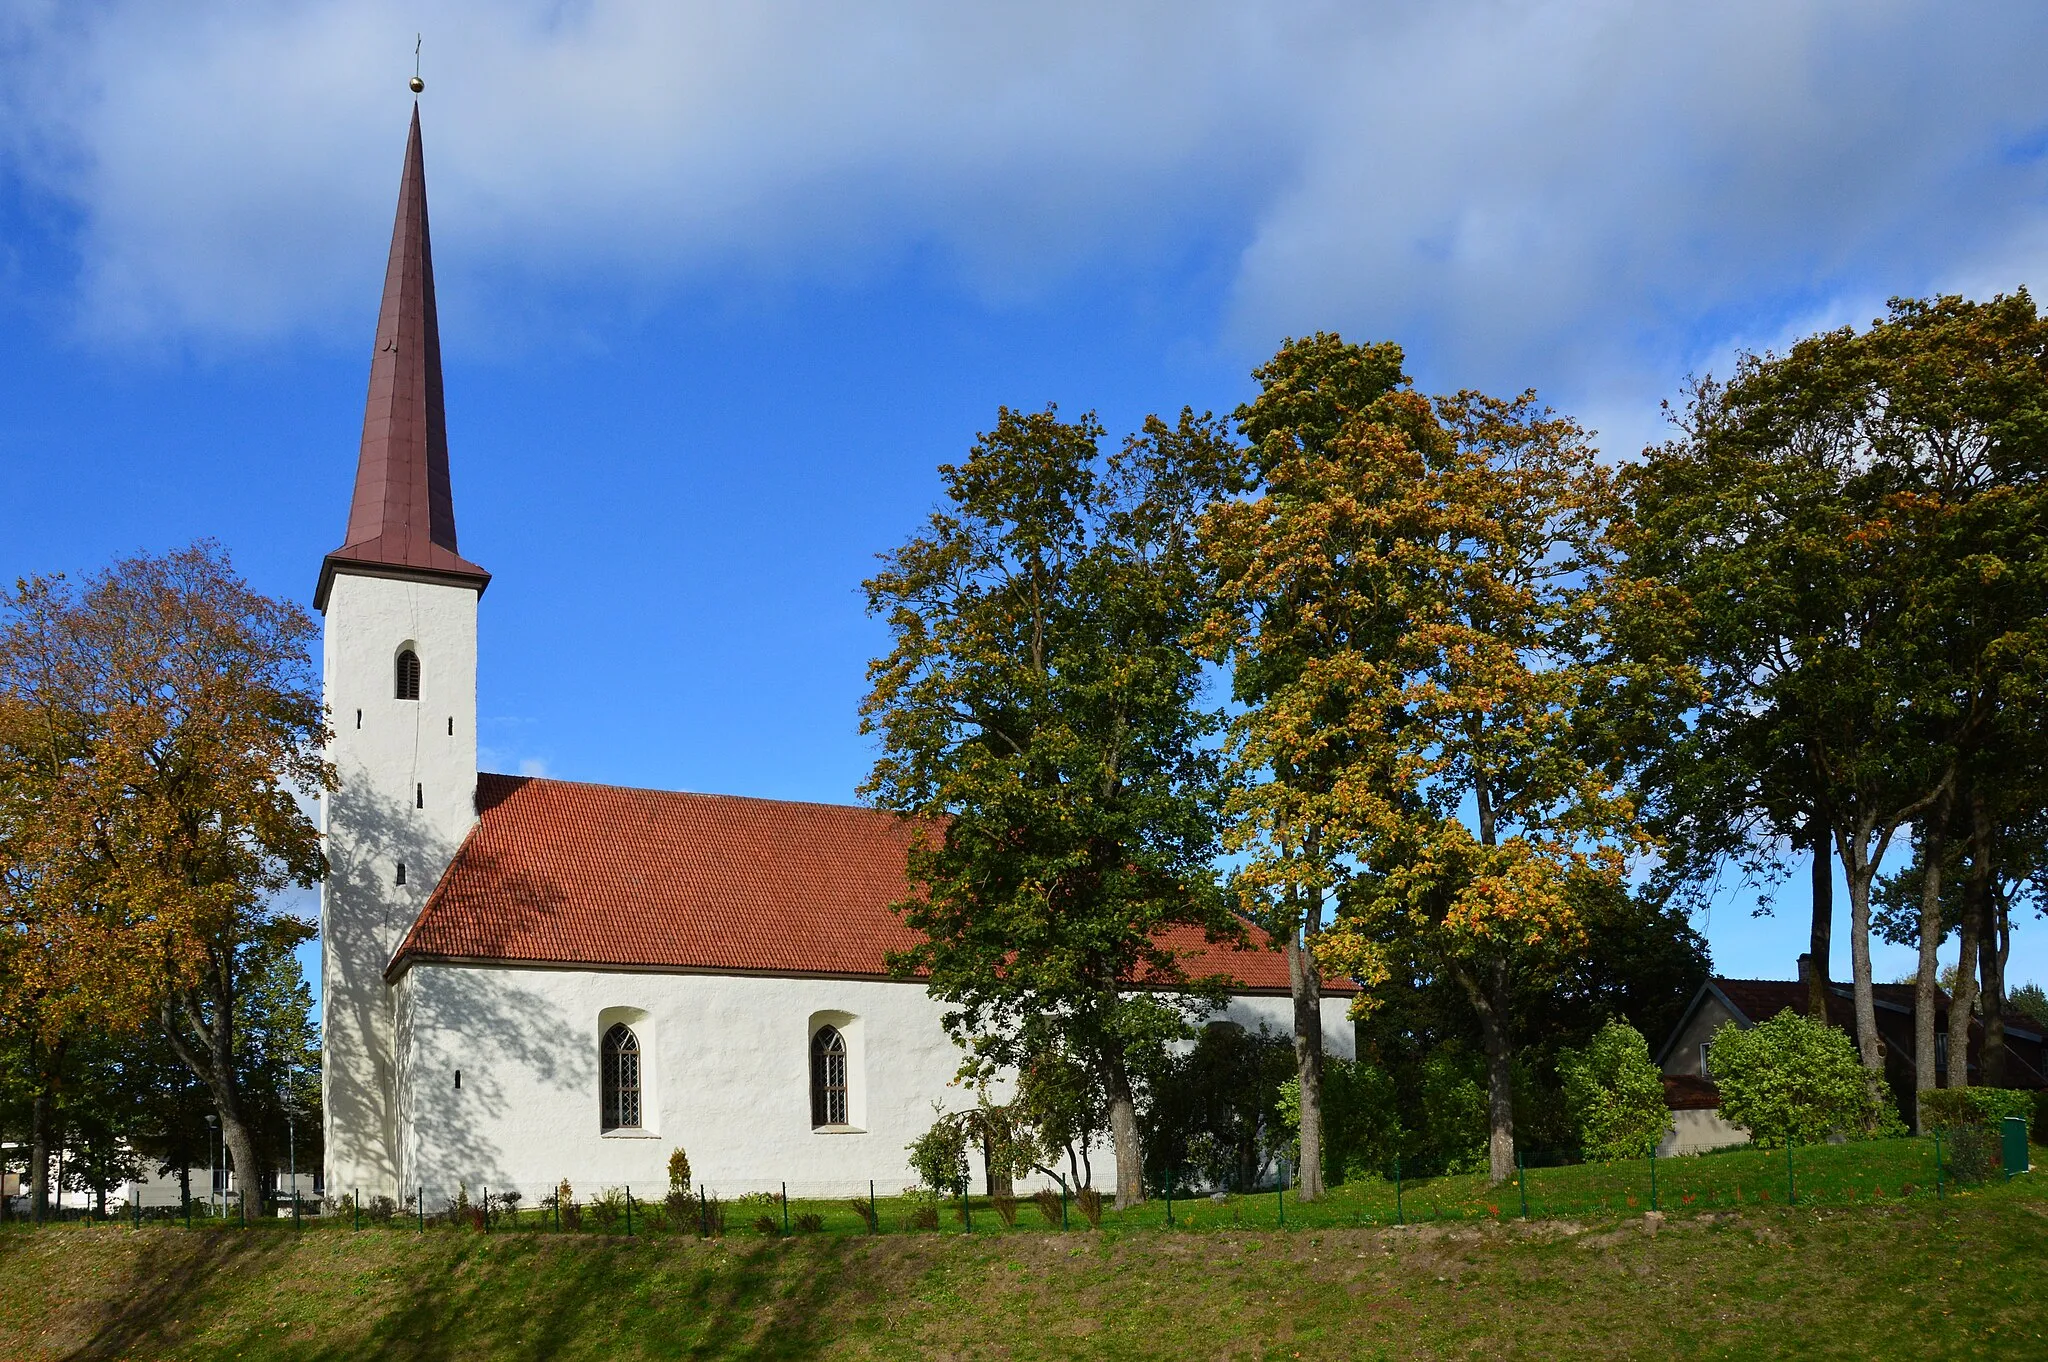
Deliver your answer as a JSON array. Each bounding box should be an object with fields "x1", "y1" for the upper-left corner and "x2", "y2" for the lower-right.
[{"x1": 317, "y1": 104, "x2": 488, "y2": 1200}]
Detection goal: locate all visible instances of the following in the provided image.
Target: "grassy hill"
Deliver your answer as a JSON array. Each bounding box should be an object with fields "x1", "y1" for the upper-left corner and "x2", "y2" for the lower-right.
[{"x1": 4, "y1": 1174, "x2": 2044, "y2": 1360}]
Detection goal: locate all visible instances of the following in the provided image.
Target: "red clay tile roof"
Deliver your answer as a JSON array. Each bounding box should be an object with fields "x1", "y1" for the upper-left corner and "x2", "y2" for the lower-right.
[
  {"x1": 388, "y1": 774, "x2": 1349, "y2": 994},
  {"x1": 316, "y1": 105, "x2": 487, "y2": 611}
]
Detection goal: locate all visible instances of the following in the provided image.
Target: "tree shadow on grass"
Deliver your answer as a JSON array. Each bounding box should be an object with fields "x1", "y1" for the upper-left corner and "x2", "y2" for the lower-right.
[
  {"x1": 31, "y1": 1229, "x2": 273, "y2": 1361},
  {"x1": 304, "y1": 1234, "x2": 867, "y2": 1362}
]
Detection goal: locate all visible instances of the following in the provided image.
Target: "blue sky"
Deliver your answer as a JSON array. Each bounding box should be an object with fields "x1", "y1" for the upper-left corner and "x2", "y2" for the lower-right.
[{"x1": 4, "y1": 1, "x2": 2047, "y2": 1013}]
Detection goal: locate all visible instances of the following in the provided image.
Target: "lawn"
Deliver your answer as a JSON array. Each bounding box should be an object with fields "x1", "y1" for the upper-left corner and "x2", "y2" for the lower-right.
[{"x1": 3, "y1": 1151, "x2": 2043, "y2": 1359}]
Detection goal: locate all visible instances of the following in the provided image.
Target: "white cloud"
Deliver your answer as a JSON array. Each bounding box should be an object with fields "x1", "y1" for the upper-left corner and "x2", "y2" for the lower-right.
[{"x1": 6, "y1": 0, "x2": 2048, "y2": 431}]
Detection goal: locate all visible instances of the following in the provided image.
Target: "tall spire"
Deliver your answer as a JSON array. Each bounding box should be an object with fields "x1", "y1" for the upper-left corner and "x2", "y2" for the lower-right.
[{"x1": 316, "y1": 103, "x2": 488, "y2": 611}]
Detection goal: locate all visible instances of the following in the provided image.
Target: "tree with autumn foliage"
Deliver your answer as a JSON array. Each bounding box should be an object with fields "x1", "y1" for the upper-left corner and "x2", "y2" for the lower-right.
[
  {"x1": 0, "y1": 544, "x2": 328, "y2": 1214},
  {"x1": 1625, "y1": 294, "x2": 2048, "y2": 1121},
  {"x1": 1207, "y1": 337, "x2": 1680, "y2": 1184},
  {"x1": 1197, "y1": 333, "x2": 1414, "y2": 1202},
  {"x1": 862, "y1": 405, "x2": 1244, "y2": 1209}
]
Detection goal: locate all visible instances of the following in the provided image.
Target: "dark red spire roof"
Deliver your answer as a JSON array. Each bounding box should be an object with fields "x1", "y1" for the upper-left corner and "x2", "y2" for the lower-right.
[{"x1": 315, "y1": 104, "x2": 488, "y2": 610}]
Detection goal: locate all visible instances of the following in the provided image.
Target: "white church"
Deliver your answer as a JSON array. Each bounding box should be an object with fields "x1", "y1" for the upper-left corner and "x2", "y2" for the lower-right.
[{"x1": 317, "y1": 108, "x2": 1356, "y2": 1205}]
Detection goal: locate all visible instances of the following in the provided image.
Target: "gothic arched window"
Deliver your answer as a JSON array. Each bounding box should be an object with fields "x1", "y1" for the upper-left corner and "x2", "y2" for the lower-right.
[
  {"x1": 601, "y1": 1023, "x2": 641, "y2": 1131},
  {"x1": 810, "y1": 1025, "x2": 848, "y2": 1128},
  {"x1": 395, "y1": 649, "x2": 421, "y2": 700}
]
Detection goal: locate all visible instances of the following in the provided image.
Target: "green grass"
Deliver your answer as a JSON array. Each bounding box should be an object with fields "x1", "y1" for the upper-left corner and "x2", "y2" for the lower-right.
[{"x1": 4, "y1": 1157, "x2": 2045, "y2": 1359}]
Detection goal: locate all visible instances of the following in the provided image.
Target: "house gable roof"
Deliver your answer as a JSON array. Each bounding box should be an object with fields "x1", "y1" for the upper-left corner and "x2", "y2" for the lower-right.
[{"x1": 388, "y1": 773, "x2": 1349, "y2": 995}]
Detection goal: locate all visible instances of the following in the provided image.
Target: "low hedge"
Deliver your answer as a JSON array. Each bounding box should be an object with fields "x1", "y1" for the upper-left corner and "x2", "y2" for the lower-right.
[{"x1": 1917, "y1": 1086, "x2": 2037, "y2": 1131}]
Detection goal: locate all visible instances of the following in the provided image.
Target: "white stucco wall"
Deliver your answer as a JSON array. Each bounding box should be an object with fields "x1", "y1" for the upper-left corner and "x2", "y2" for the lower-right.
[
  {"x1": 1656, "y1": 1108, "x2": 1751, "y2": 1157},
  {"x1": 320, "y1": 572, "x2": 480, "y2": 1200},
  {"x1": 391, "y1": 961, "x2": 1355, "y2": 1202}
]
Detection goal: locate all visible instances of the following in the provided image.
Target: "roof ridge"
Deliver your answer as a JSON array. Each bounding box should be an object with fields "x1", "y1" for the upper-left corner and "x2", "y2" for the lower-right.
[{"x1": 480, "y1": 771, "x2": 901, "y2": 817}]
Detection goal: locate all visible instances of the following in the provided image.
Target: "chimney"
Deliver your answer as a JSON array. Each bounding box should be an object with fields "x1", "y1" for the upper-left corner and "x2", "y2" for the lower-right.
[{"x1": 1797, "y1": 953, "x2": 1812, "y2": 984}]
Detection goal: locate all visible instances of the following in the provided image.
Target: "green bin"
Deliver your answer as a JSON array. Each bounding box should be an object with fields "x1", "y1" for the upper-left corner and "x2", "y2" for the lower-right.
[{"x1": 2003, "y1": 1116, "x2": 2030, "y2": 1179}]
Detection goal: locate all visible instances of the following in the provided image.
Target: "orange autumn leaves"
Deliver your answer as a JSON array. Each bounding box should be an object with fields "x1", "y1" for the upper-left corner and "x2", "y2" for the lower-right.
[{"x1": 1201, "y1": 367, "x2": 1678, "y2": 1014}]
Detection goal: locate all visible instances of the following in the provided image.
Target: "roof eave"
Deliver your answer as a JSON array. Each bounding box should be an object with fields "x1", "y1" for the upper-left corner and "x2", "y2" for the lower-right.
[{"x1": 315, "y1": 554, "x2": 492, "y2": 612}]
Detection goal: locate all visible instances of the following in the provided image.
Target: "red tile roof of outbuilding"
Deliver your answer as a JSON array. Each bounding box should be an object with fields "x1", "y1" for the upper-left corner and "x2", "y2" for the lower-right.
[
  {"x1": 316, "y1": 105, "x2": 488, "y2": 611},
  {"x1": 388, "y1": 774, "x2": 1349, "y2": 994}
]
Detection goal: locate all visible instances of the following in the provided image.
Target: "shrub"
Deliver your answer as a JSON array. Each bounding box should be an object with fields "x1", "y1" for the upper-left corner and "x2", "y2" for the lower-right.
[
  {"x1": 991, "y1": 1193, "x2": 1019, "y2": 1227},
  {"x1": 1709, "y1": 1011, "x2": 1893, "y2": 1145},
  {"x1": 1074, "y1": 1188, "x2": 1104, "y2": 1228},
  {"x1": 702, "y1": 1195, "x2": 726, "y2": 1237},
  {"x1": 1032, "y1": 1187, "x2": 1064, "y2": 1227},
  {"x1": 752, "y1": 1214, "x2": 781, "y2": 1236},
  {"x1": 366, "y1": 1195, "x2": 397, "y2": 1224},
  {"x1": 906, "y1": 1106, "x2": 972, "y2": 1196},
  {"x1": 1944, "y1": 1122, "x2": 2002, "y2": 1184},
  {"x1": 665, "y1": 1188, "x2": 694, "y2": 1227},
  {"x1": 906, "y1": 1204, "x2": 939, "y2": 1231},
  {"x1": 667, "y1": 1146, "x2": 692, "y2": 1192},
  {"x1": 494, "y1": 1189, "x2": 523, "y2": 1223},
  {"x1": 793, "y1": 1212, "x2": 825, "y2": 1234},
  {"x1": 594, "y1": 1187, "x2": 633, "y2": 1230},
  {"x1": 847, "y1": 1197, "x2": 878, "y2": 1231},
  {"x1": 1558, "y1": 1019, "x2": 1670, "y2": 1159},
  {"x1": 2037, "y1": 1091, "x2": 2048, "y2": 1148}
]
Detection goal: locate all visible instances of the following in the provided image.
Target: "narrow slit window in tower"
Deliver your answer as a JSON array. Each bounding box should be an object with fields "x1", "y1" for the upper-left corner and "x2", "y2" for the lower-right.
[
  {"x1": 416, "y1": 783, "x2": 424, "y2": 809},
  {"x1": 396, "y1": 862, "x2": 407, "y2": 887}
]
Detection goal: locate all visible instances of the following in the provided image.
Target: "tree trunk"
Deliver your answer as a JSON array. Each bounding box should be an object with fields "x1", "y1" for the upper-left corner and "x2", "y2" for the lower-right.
[
  {"x1": 1286, "y1": 922, "x2": 1327, "y2": 1202},
  {"x1": 1454, "y1": 958, "x2": 1516, "y2": 1185},
  {"x1": 1970, "y1": 792, "x2": 2007, "y2": 1088},
  {"x1": 161, "y1": 979, "x2": 266, "y2": 1217},
  {"x1": 1948, "y1": 925, "x2": 1979, "y2": 1091},
  {"x1": 1911, "y1": 807, "x2": 1948, "y2": 1130},
  {"x1": 28, "y1": 1085, "x2": 51, "y2": 1224},
  {"x1": 1807, "y1": 810, "x2": 1833, "y2": 1020},
  {"x1": 1841, "y1": 829, "x2": 1883, "y2": 1074},
  {"x1": 1980, "y1": 887, "x2": 2010, "y2": 1089},
  {"x1": 1098, "y1": 1045, "x2": 1145, "y2": 1210},
  {"x1": 26, "y1": 1035, "x2": 66, "y2": 1224}
]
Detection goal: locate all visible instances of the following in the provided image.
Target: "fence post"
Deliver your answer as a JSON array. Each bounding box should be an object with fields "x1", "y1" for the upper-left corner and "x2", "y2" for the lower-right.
[
  {"x1": 1060, "y1": 1180, "x2": 1068, "y2": 1230},
  {"x1": 1395, "y1": 1157, "x2": 1403, "y2": 1226},
  {"x1": 1649, "y1": 1148, "x2": 1658, "y2": 1212},
  {"x1": 1276, "y1": 1180, "x2": 1284, "y2": 1228},
  {"x1": 1786, "y1": 1137, "x2": 1796, "y2": 1206},
  {"x1": 1165, "y1": 1166, "x2": 1173, "y2": 1228},
  {"x1": 699, "y1": 1186, "x2": 708, "y2": 1238},
  {"x1": 419, "y1": 1187, "x2": 426, "y2": 1234},
  {"x1": 483, "y1": 1186, "x2": 490, "y2": 1233},
  {"x1": 625, "y1": 1187, "x2": 633, "y2": 1236},
  {"x1": 1935, "y1": 1133, "x2": 1944, "y2": 1199},
  {"x1": 352, "y1": 1189, "x2": 359, "y2": 1231},
  {"x1": 782, "y1": 1182, "x2": 789, "y2": 1235},
  {"x1": 960, "y1": 1181, "x2": 971, "y2": 1232},
  {"x1": 1517, "y1": 1150, "x2": 1528, "y2": 1218},
  {"x1": 869, "y1": 1180, "x2": 877, "y2": 1235},
  {"x1": 184, "y1": 1187, "x2": 191, "y2": 1230}
]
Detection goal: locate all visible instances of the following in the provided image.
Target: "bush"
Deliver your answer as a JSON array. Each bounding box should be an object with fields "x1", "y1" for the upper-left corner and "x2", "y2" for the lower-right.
[
  {"x1": 1032, "y1": 1187, "x2": 1064, "y2": 1227},
  {"x1": 906, "y1": 1204, "x2": 939, "y2": 1231},
  {"x1": 589, "y1": 1187, "x2": 627, "y2": 1230},
  {"x1": 752, "y1": 1214, "x2": 780, "y2": 1236},
  {"x1": 1558, "y1": 1019, "x2": 1670, "y2": 1159},
  {"x1": 991, "y1": 1193, "x2": 1019, "y2": 1227},
  {"x1": 792, "y1": 1212, "x2": 824, "y2": 1234},
  {"x1": 2037, "y1": 1091, "x2": 2048, "y2": 1148},
  {"x1": 667, "y1": 1146, "x2": 692, "y2": 1192},
  {"x1": 906, "y1": 1105, "x2": 972, "y2": 1196},
  {"x1": 847, "y1": 1197, "x2": 878, "y2": 1231},
  {"x1": 1074, "y1": 1188, "x2": 1104, "y2": 1228},
  {"x1": 1709, "y1": 1011, "x2": 1894, "y2": 1146},
  {"x1": 1944, "y1": 1122, "x2": 2002, "y2": 1184},
  {"x1": 665, "y1": 1188, "x2": 694, "y2": 1228},
  {"x1": 366, "y1": 1195, "x2": 397, "y2": 1225},
  {"x1": 702, "y1": 1195, "x2": 726, "y2": 1237},
  {"x1": 1278, "y1": 1057, "x2": 1401, "y2": 1187},
  {"x1": 1919, "y1": 1087, "x2": 2030, "y2": 1129}
]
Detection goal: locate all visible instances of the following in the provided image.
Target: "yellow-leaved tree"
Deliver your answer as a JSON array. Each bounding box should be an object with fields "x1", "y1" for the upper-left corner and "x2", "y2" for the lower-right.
[{"x1": 1206, "y1": 336, "x2": 1680, "y2": 1184}]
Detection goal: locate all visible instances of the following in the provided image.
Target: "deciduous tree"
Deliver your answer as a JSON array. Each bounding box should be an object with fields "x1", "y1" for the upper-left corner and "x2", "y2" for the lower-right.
[{"x1": 863, "y1": 407, "x2": 1242, "y2": 1208}]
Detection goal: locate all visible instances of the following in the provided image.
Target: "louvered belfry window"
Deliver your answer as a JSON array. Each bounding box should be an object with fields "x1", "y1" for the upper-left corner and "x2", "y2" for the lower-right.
[
  {"x1": 395, "y1": 649, "x2": 421, "y2": 700},
  {"x1": 811, "y1": 1026, "x2": 848, "y2": 1127},
  {"x1": 601, "y1": 1023, "x2": 641, "y2": 1131}
]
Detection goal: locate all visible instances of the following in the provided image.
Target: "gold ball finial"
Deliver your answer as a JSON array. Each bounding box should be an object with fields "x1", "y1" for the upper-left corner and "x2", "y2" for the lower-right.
[{"x1": 409, "y1": 75, "x2": 425, "y2": 93}]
